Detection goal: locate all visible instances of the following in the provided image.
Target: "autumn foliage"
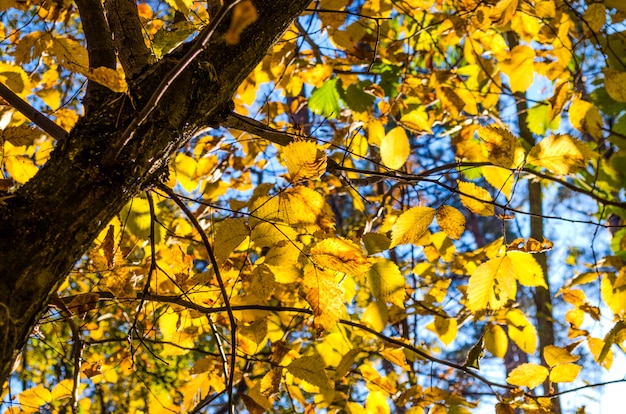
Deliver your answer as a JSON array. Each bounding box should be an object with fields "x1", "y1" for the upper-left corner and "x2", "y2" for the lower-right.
[{"x1": 1, "y1": 0, "x2": 626, "y2": 413}]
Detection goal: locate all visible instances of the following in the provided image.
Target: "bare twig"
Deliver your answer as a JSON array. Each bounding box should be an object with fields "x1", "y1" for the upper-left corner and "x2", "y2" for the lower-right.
[
  {"x1": 0, "y1": 82, "x2": 68, "y2": 142},
  {"x1": 157, "y1": 183, "x2": 238, "y2": 414}
]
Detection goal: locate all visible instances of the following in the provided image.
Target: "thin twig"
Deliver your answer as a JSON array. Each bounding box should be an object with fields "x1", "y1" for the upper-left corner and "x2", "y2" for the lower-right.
[
  {"x1": 0, "y1": 82, "x2": 68, "y2": 142},
  {"x1": 157, "y1": 183, "x2": 238, "y2": 414}
]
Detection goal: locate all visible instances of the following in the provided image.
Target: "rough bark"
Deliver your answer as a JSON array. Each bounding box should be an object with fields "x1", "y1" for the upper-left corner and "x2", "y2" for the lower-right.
[{"x1": 0, "y1": 0, "x2": 311, "y2": 387}]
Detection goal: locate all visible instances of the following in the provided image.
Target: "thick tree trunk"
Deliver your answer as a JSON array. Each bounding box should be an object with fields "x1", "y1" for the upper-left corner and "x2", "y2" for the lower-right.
[{"x1": 0, "y1": 0, "x2": 310, "y2": 387}]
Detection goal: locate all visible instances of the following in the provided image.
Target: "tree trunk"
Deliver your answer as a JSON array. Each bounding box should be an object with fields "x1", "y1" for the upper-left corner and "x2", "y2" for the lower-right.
[{"x1": 0, "y1": 0, "x2": 310, "y2": 387}]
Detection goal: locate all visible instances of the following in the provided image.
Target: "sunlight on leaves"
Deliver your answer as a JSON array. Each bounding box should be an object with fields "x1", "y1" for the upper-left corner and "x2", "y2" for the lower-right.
[
  {"x1": 527, "y1": 134, "x2": 596, "y2": 175},
  {"x1": 506, "y1": 363, "x2": 548, "y2": 389}
]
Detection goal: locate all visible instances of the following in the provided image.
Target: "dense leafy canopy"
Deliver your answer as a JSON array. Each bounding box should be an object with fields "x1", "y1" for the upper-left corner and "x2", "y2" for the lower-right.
[{"x1": 0, "y1": 0, "x2": 626, "y2": 413}]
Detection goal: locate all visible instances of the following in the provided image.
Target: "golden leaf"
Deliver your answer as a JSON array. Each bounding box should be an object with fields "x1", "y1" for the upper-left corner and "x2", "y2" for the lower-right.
[
  {"x1": 588, "y1": 337, "x2": 613, "y2": 369},
  {"x1": 506, "y1": 363, "x2": 548, "y2": 389},
  {"x1": 477, "y1": 126, "x2": 525, "y2": 168},
  {"x1": 568, "y1": 98, "x2": 603, "y2": 139},
  {"x1": 484, "y1": 324, "x2": 508, "y2": 358},
  {"x1": 467, "y1": 256, "x2": 516, "y2": 311},
  {"x1": 286, "y1": 356, "x2": 333, "y2": 391},
  {"x1": 482, "y1": 166, "x2": 514, "y2": 199},
  {"x1": 506, "y1": 309, "x2": 537, "y2": 354},
  {"x1": 213, "y1": 218, "x2": 249, "y2": 265},
  {"x1": 225, "y1": 0, "x2": 258, "y2": 45},
  {"x1": 310, "y1": 237, "x2": 370, "y2": 275},
  {"x1": 87, "y1": 66, "x2": 127, "y2": 93},
  {"x1": 583, "y1": 3, "x2": 606, "y2": 34},
  {"x1": 380, "y1": 126, "x2": 410, "y2": 170},
  {"x1": 19, "y1": 385, "x2": 52, "y2": 410},
  {"x1": 603, "y1": 69, "x2": 626, "y2": 103},
  {"x1": 400, "y1": 109, "x2": 432, "y2": 132},
  {"x1": 427, "y1": 315, "x2": 458, "y2": 346},
  {"x1": 334, "y1": 349, "x2": 362, "y2": 379},
  {"x1": 500, "y1": 45, "x2": 535, "y2": 93},
  {"x1": 390, "y1": 206, "x2": 436, "y2": 248},
  {"x1": 527, "y1": 134, "x2": 596, "y2": 175},
  {"x1": 367, "y1": 258, "x2": 406, "y2": 308},
  {"x1": 543, "y1": 345, "x2": 580, "y2": 367},
  {"x1": 250, "y1": 221, "x2": 297, "y2": 248},
  {"x1": 549, "y1": 363, "x2": 581, "y2": 383},
  {"x1": 436, "y1": 205, "x2": 466, "y2": 240},
  {"x1": 283, "y1": 141, "x2": 327, "y2": 182},
  {"x1": 3, "y1": 155, "x2": 39, "y2": 184},
  {"x1": 302, "y1": 264, "x2": 346, "y2": 331},
  {"x1": 458, "y1": 181, "x2": 494, "y2": 216},
  {"x1": 600, "y1": 270, "x2": 626, "y2": 317},
  {"x1": 508, "y1": 251, "x2": 547, "y2": 288}
]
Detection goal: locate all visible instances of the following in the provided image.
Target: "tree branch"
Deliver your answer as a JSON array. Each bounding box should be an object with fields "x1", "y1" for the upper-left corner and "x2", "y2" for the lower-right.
[
  {"x1": 104, "y1": 0, "x2": 154, "y2": 78},
  {"x1": 221, "y1": 112, "x2": 296, "y2": 146},
  {"x1": 0, "y1": 82, "x2": 68, "y2": 142},
  {"x1": 74, "y1": 0, "x2": 116, "y2": 112}
]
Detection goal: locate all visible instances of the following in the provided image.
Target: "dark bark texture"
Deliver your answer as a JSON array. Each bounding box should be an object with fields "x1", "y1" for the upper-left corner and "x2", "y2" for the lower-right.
[{"x1": 0, "y1": 0, "x2": 311, "y2": 386}]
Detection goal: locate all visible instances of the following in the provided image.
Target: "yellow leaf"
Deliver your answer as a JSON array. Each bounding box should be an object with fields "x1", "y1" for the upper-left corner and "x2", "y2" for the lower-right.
[
  {"x1": 174, "y1": 152, "x2": 198, "y2": 192},
  {"x1": 87, "y1": 66, "x2": 127, "y2": 93},
  {"x1": 0, "y1": 62, "x2": 31, "y2": 96},
  {"x1": 225, "y1": 0, "x2": 258, "y2": 45},
  {"x1": 287, "y1": 355, "x2": 333, "y2": 391},
  {"x1": 500, "y1": 45, "x2": 535, "y2": 93},
  {"x1": 458, "y1": 181, "x2": 494, "y2": 216},
  {"x1": 380, "y1": 126, "x2": 410, "y2": 170},
  {"x1": 367, "y1": 258, "x2": 406, "y2": 308},
  {"x1": 601, "y1": 270, "x2": 626, "y2": 317},
  {"x1": 362, "y1": 300, "x2": 388, "y2": 331},
  {"x1": 367, "y1": 119, "x2": 385, "y2": 146},
  {"x1": 506, "y1": 363, "x2": 548, "y2": 389},
  {"x1": 36, "y1": 88, "x2": 61, "y2": 110},
  {"x1": 482, "y1": 166, "x2": 514, "y2": 199},
  {"x1": 283, "y1": 141, "x2": 327, "y2": 182},
  {"x1": 214, "y1": 218, "x2": 249, "y2": 265},
  {"x1": 543, "y1": 345, "x2": 580, "y2": 367},
  {"x1": 583, "y1": 3, "x2": 606, "y2": 34},
  {"x1": 477, "y1": 126, "x2": 525, "y2": 168},
  {"x1": 568, "y1": 98, "x2": 603, "y2": 140},
  {"x1": 428, "y1": 315, "x2": 457, "y2": 345},
  {"x1": 250, "y1": 221, "x2": 297, "y2": 248},
  {"x1": 400, "y1": 109, "x2": 432, "y2": 132},
  {"x1": 484, "y1": 324, "x2": 508, "y2": 358},
  {"x1": 165, "y1": 0, "x2": 192, "y2": 12},
  {"x1": 603, "y1": 69, "x2": 626, "y2": 103},
  {"x1": 549, "y1": 363, "x2": 581, "y2": 383},
  {"x1": 19, "y1": 385, "x2": 52, "y2": 411},
  {"x1": 300, "y1": 64, "x2": 333, "y2": 87},
  {"x1": 436, "y1": 205, "x2": 466, "y2": 240},
  {"x1": 506, "y1": 309, "x2": 537, "y2": 354},
  {"x1": 302, "y1": 264, "x2": 346, "y2": 331},
  {"x1": 390, "y1": 206, "x2": 436, "y2": 248},
  {"x1": 4, "y1": 155, "x2": 39, "y2": 184},
  {"x1": 366, "y1": 390, "x2": 391, "y2": 414},
  {"x1": 588, "y1": 337, "x2": 613, "y2": 369},
  {"x1": 508, "y1": 251, "x2": 546, "y2": 288},
  {"x1": 467, "y1": 256, "x2": 516, "y2": 311},
  {"x1": 527, "y1": 134, "x2": 596, "y2": 175},
  {"x1": 310, "y1": 237, "x2": 370, "y2": 275},
  {"x1": 334, "y1": 349, "x2": 362, "y2": 379}
]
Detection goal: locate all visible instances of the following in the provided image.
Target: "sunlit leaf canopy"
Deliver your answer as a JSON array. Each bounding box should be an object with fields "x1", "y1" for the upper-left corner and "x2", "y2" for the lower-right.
[{"x1": 1, "y1": 0, "x2": 626, "y2": 412}]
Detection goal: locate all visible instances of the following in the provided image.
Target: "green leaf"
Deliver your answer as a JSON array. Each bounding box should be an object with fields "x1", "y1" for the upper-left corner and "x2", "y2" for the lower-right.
[
  {"x1": 340, "y1": 81, "x2": 375, "y2": 113},
  {"x1": 309, "y1": 78, "x2": 342, "y2": 118}
]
